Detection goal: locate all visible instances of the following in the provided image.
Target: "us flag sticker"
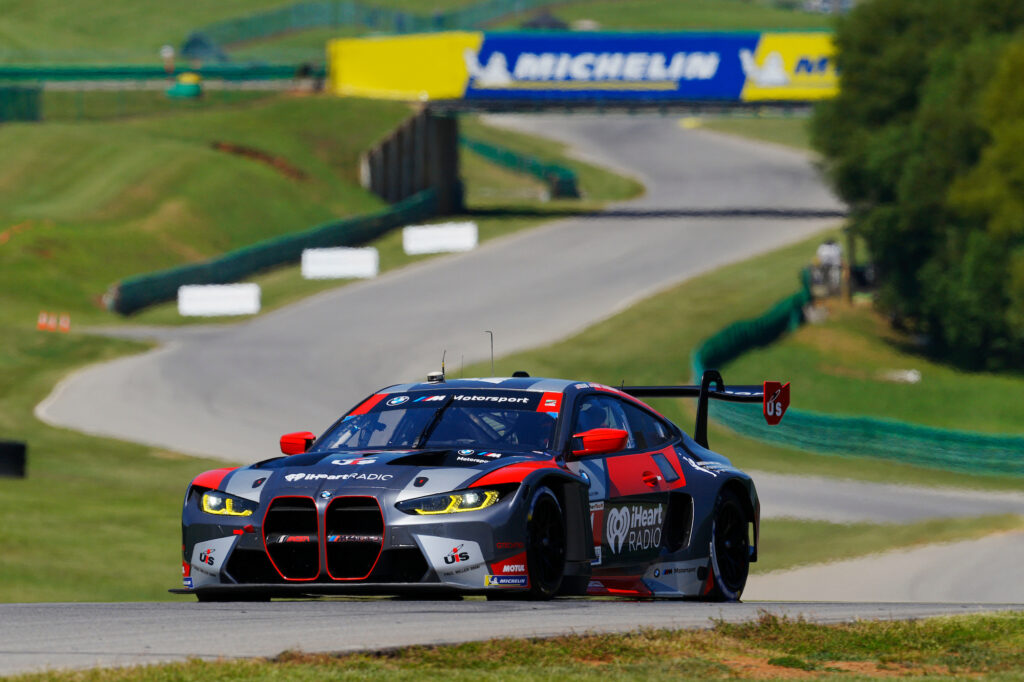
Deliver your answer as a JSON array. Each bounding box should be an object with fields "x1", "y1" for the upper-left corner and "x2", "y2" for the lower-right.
[{"x1": 762, "y1": 381, "x2": 790, "y2": 425}]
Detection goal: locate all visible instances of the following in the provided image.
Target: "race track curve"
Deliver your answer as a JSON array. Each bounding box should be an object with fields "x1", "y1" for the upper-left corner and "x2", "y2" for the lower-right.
[{"x1": 37, "y1": 114, "x2": 842, "y2": 463}]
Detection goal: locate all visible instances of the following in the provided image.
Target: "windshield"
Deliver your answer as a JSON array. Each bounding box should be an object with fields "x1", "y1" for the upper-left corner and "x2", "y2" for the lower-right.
[{"x1": 314, "y1": 392, "x2": 558, "y2": 453}]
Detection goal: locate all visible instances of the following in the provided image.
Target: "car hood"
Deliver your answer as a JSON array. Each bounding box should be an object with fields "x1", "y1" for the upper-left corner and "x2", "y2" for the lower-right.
[{"x1": 222, "y1": 448, "x2": 550, "y2": 503}]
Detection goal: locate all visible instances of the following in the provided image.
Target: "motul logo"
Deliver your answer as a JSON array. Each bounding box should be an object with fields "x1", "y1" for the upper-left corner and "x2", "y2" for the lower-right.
[{"x1": 503, "y1": 564, "x2": 526, "y2": 573}]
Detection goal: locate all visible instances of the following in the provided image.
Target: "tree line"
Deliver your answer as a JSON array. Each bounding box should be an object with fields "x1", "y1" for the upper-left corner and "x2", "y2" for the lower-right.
[{"x1": 813, "y1": 0, "x2": 1024, "y2": 369}]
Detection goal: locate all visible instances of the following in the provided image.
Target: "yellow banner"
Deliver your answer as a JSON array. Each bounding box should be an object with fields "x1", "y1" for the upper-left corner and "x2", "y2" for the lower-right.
[
  {"x1": 328, "y1": 32, "x2": 482, "y2": 100},
  {"x1": 740, "y1": 33, "x2": 837, "y2": 101}
]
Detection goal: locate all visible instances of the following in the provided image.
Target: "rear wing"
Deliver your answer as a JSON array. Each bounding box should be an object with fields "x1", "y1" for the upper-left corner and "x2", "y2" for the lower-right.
[{"x1": 622, "y1": 369, "x2": 789, "y2": 449}]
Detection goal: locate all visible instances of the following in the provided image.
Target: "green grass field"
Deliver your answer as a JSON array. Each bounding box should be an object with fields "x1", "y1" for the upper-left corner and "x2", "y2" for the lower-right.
[{"x1": 8, "y1": 612, "x2": 1024, "y2": 680}]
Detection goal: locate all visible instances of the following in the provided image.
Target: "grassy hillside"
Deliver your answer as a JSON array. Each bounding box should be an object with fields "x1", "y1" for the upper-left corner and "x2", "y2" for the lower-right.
[{"x1": 0, "y1": 95, "x2": 411, "y2": 326}]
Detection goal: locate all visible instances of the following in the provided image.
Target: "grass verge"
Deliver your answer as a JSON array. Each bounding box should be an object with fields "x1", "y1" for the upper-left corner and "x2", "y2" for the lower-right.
[{"x1": 8, "y1": 612, "x2": 1024, "y2": 680}]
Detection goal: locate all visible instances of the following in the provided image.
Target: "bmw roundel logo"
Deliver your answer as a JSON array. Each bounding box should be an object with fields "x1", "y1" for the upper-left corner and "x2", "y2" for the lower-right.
[
  {"x1": 387, "y1": 396, "x2": 410, "y2": 406},
  {"x1": 320, "y1": 491, "x2": 332, "y2": 499},
  {"x1": 654, "y1": 569, "x2": 661, "y2": 578},
  {"x1": 458, "y1": 449, "x2": 475, "y2": 456}
]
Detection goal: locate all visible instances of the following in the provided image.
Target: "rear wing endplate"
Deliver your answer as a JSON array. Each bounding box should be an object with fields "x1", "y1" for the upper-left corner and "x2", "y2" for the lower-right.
[{"x1": 622, "y1": 369, "x2": 789, "y2": 449}]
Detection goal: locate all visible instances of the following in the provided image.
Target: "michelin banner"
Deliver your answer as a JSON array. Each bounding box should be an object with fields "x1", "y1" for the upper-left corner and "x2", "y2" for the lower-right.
[{"x1": 328, "y1": 31, "x2": 836, "y2": 103}]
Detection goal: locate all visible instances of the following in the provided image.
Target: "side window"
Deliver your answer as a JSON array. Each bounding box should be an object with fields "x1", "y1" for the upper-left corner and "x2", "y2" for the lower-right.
[
  {"x1": 619, "y1": 401, "x2": 673, "y2": 450},
  {"x1": 573, "y1": 395, "x2": 629, "y2": 434}
]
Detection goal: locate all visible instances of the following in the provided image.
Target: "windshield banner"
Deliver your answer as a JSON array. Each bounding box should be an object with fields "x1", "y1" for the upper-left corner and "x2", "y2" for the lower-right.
[{"x1": 328, "y1": 31, "x2": 836, "y2": 103}]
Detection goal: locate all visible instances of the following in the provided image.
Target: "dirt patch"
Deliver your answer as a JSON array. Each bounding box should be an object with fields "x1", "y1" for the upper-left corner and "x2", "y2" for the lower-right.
[
  {"x1": 210, "y1": 141, "x2": 308, "y2": 181},
  {"x1": 719, "y1": 652, "x2": 955, "y2": 678}
]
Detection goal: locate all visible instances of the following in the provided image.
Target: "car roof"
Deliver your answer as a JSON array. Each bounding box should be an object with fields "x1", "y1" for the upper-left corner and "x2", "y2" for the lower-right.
[{"x1": 379, "y1": 376, "x2": 579, "y2": 394}]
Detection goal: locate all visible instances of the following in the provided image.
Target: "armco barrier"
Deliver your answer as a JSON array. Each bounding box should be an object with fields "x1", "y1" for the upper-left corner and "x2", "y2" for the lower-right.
[
  {"x1": 107, "y1": 189, "x2": 436, "y2": 315},
  {"x1": 192, "y1": 0, "x2": 562, "y2": 49},
  {"x1": 692, "y1": 272, "x2": 1024, "y2": 477},
  {"x1": 460, "y1": 135, "x2": 579, "y2": 198}
]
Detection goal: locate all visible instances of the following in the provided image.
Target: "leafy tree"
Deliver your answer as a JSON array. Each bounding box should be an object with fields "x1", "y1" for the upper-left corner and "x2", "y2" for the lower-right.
[{"x1": 812, "y1": 0, "x2": 1024, "y2": 367}]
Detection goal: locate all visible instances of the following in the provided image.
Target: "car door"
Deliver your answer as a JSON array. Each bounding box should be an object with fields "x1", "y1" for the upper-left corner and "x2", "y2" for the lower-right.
[{"x1": 566, "y1": 393, "x2": 677, "y2": 572}]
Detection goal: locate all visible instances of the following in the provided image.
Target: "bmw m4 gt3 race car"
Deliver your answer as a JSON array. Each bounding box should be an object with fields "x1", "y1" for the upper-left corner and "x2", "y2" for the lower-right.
[{"x1": 174, "y1": 370, "x2": 789, "y2": 602}]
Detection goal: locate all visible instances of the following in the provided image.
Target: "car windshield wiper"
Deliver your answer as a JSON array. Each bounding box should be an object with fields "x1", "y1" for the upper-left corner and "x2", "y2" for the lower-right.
[{"x1": 413, "y1": 395, "x2": 456, "y2": 449}]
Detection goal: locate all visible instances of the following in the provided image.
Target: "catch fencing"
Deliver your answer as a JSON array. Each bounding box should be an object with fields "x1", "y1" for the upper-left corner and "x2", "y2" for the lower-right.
[
  {"x1": 693, "y1": 271, "x2": 1024, "y2": 476},
  {"x1": 0, "y1": 86, "x2": 41, "y2": 122},
  {"x1": 460, "y1": 135, "x2": 579, "y2": 198},
  {"x1": 107, "y1": 189, "x2": 437, "y2": 315}
]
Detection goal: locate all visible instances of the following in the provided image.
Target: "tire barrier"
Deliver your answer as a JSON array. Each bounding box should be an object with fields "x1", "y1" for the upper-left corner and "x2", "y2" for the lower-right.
[
  {"x1": 460, "y1": 135, "x2": 580, "y2": 199},
  {"x1": 106, "y1": 189, "x2": 437, "y2": 315},
  {"x1": 0, "y1": 441, "x2": 26, "y2": 479},
  {"x1": 692, "y1": 271, "x2": 1024, "y2": 477}
]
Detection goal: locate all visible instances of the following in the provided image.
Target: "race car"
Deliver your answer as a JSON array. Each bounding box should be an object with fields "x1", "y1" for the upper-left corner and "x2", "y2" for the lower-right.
[{"x1": 174, "y1": 369, "x2": 789, "y2": 602}]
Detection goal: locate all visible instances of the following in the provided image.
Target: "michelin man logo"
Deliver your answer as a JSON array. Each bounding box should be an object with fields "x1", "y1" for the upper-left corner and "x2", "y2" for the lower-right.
[
  {"x1": 464, "y1": 49, "x2": 512, "y2": 87},
  {"x1": 739, "y1": 50, "x2": 789, "y2": 87}
]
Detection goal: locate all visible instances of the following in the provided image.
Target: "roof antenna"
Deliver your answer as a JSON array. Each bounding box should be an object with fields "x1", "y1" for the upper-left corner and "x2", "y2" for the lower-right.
[
  {"x1": 485, "y1": 330, "x2": 494, "y2": 377},
  {"x1": 427, "y1": 350, "x2": 446, "y2": 384}
]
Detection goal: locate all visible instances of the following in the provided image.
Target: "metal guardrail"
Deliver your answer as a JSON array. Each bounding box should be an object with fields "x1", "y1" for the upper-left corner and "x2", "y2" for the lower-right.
[
  {"x1": 0, "y1": 64, "x2": 325, "y2": 83},
  {"x1": 692, "y1": 271, "x2": 1024, "y2": 477}
]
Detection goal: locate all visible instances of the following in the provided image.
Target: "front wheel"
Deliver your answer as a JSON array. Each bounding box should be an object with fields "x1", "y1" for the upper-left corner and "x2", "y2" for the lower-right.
[
  {"x1": 704, "y1": 488, "x2": 750, "y2": 602},
  {"x1": 525, "y1": 486, "x2": 566, "y2": 599}
]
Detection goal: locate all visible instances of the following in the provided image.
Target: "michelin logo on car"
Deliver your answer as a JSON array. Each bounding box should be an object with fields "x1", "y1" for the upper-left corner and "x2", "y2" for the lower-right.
[{"x1": 465, "y1": 49, "x2": 721, "y2": 88}]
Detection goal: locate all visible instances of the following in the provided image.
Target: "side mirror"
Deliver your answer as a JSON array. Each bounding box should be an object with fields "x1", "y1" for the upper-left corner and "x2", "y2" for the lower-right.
[
  {"x1": 280, "y1": 431, "x2": 315, "y2": 455},
  {"x1": 571, "y1": 428, "x2": 628, "y2": 457}
]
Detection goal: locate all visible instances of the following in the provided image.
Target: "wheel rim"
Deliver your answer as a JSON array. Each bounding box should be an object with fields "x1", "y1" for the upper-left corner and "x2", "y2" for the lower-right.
[
  {"x1": 529, "y1": 495, "x2": 565, "y2": 592},
  {"x1": 714, "y1": 500, "x2": 749, "y2": 591}
]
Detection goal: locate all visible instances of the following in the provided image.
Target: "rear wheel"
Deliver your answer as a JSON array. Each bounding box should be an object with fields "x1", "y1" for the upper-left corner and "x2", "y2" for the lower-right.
[{"x1": 705, "y1": 488, "x2": 750, "y2": 602}]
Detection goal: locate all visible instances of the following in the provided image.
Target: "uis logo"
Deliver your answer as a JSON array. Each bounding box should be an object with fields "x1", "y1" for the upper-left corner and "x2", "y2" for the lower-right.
[
  {"x1": 444, "y1": 544, "x2": 470, "y2": 565},
  {"x1": 199, "y1": 549, "x2": 215, "y2": 566},
  {"x1": 386, "y1": 396, "x2": 410, "y2": 407}
]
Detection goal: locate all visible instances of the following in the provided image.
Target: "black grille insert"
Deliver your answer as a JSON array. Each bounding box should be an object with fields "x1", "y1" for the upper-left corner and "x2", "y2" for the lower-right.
[
  {"x1": 264, "y1": 497, "x2": 319, "y2": 580},
  {"x1": 325, "y1": 497, "x2": 384, "y2": 580}
]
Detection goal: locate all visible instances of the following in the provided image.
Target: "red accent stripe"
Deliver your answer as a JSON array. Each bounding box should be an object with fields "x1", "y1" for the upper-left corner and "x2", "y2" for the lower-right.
[
  {"x1": 349, "y1": 393, "x2": 388, "y2": 416},
  {"x1": 592, "y1": 384, "x2": 667, "y2": 419},
  {"x1": 470, "y1": 461, "x2": 559, "y2": 487},
  {"x1": 191, "y1": 467, "x2": 236, "y2": 491}
]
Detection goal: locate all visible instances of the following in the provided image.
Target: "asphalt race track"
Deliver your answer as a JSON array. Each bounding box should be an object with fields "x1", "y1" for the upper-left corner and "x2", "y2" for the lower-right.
[
  {"x1": 37, "y1": 114, "x2": 842, "y2": 463},
  {"x1": 2, "y1": 600, "x2": 1022, "y2": 676},
  {"x1": 19, "y1": 115, "x2": 1022, "y2": 674}
]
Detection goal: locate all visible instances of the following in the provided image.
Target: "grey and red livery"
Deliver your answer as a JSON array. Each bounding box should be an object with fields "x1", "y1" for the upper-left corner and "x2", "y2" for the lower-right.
[{"x1": 174, "y1": 370, "x2": 788, "y2": 601}]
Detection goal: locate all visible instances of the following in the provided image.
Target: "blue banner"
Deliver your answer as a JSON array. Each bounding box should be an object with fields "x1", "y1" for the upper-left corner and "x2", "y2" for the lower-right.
[{"x1": 462, "y1": 32, "x2": 759, "y2": 101}]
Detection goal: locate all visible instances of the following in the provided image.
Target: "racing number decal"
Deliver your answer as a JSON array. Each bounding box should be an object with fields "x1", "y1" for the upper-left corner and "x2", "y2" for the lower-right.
[{"x1": 763, "y1": 382, "x2": 790, "y2": 425}]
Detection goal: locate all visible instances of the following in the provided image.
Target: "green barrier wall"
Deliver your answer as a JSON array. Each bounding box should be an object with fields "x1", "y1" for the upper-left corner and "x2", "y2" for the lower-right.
[
  {"x1": 108, "y1": 189, "x2": 437, "y2": 315},
  {"x1": 0, "y1": 64, "x2": 322, "y2": 82},
  {"x1": 0, "y1": 86, "x2": 40, "y2": 121},
  {"x1": 460, "y1": 134, "x2": 579, "y2": 198},
  {"x1": 692, "y1": 272, "x2": 1024, "y2": 477}
]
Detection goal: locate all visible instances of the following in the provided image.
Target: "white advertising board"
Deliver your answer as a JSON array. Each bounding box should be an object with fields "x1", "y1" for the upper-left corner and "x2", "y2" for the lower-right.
[
  {"x1": 402, "y1": 222, "x2": 478, "y2": 255},
  {"x1": 301, "y1": 247, "x2": 379, "y2": 279},
  {"x1": 178, "y1": 284, "x2": 261, "y2": 317}
]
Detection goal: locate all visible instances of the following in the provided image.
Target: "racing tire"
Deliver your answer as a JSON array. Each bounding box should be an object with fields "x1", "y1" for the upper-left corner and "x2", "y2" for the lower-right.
[
  {"x1": 704, "y1": 488, "x2": 750, "y2": 602},
  {"x1": 524, "y1": 486, "x2": 566, "y2": 599}
]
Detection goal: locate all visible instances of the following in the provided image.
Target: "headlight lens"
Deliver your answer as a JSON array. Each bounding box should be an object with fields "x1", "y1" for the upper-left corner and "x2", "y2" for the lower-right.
[
  {"x1": 200, "y1": 490, "x2": 257, "y2": 517},
  {"x1": 397, "y1": 489, "x2": 500, "y2": 515}
]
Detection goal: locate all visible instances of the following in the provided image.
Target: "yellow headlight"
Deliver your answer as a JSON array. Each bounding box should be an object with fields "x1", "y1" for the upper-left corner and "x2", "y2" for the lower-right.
[
  {"x1": 411, "y1": 490, "x2": 500, "y2": 515},
  {"x1": 201, "y1": 491, "x2": 255, "y2": 517}
]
